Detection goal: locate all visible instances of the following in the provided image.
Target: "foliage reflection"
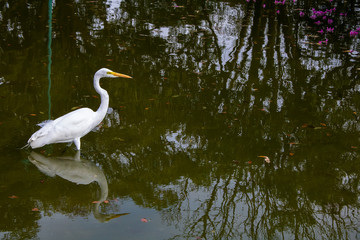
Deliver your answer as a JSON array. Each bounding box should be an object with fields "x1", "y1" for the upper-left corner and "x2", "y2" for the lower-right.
[{"x1": 0, "y1": 0, "x2": 359, "y2": 239}]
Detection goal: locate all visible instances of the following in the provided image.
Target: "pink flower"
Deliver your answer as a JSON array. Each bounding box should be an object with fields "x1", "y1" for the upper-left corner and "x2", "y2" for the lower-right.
[
  {"x1": 310, "y1": 15, "x2": 317, "y2": 20},
  {"x1": 317, "y1": 29, "x2": 324, "y2": 34},
  {"x1": 314, "y1": 21, "x2": 321, "y2": 25},
  {"x1": 357, "y1": 27, "x2": 360, "y2": 32},
  {"x1": 350, "y1": 30, "x2": 358, "y2": 37},
  {"x1": 276, "y1": 10, "x2": 280, "y2": 14},
  {"x1": 263, "y1": 4, "x2": 266, "y2": 8},
  {"x1": 328, "y1": 19, "x2": 333, "y2": 24},
  {"x1": 318, "y1": 39, "x2": 328, "y2": 45},
  {"x1": 326, "y1": 27, "x2": 334, "y2": 33},
  {"x1": 299, "y1": 11, "x2": 305, "y2": 17}
]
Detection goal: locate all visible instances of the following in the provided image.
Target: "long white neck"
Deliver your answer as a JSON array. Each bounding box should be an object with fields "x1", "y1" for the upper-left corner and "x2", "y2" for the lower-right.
[{"x1": 94, "y1": 74, "x2": 109, "y2": 123}]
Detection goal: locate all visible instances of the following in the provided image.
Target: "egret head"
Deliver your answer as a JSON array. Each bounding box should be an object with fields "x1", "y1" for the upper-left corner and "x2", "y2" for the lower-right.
[{"x1": 96, "y1": 68, "x2": 132, "y2": 79}]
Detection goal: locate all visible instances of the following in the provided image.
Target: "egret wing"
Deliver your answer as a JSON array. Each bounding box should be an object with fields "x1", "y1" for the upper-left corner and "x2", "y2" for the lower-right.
[{"x1": 50, "y1": 108, "x2": 97, "y2": 141}]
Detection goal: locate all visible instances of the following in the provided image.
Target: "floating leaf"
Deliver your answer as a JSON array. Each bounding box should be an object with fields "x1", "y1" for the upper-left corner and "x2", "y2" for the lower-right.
[
  {"x1": 104, "y1": 200, "x2": 109, "y2": 204},
  {"x1": 29, "y1": 114, "x2": 37, "y2": 116},
  {"x1": 289, "y1": 142, "x2": 300, "y2": 145},
  {"x1": 8, "y1": 195, "x2": 18, "y2": 199},
  {"x1": 258, "y1": 156, "x2": 270, "y2": 163},
  {"x1": 113, "y1": 137, "x2": 125, "y2": 142},
  {"x1": 171, "y1": 95, "x2": 180, "y2": 98},
  {"x1": 71, "y1": 106, "x2": 82, "y2": 110},
  {"x1": 32, "y1": 208, "x2": 39, "y2": 212},
  {"x1": 289, "y1": 152, "x2": 295, "y2": 156},
  {"x1": 320, "y1": 123, "x2": 327, "y2": 127},
  {"x1": 351, "y1": 146, "x2": 358, "y2": 149},
  {"x1": 141, "y1": 218, "x2": 148, "y2": 223},
  {"x1": 92, "y1": 201, "x2": 101, "y2": 204}
]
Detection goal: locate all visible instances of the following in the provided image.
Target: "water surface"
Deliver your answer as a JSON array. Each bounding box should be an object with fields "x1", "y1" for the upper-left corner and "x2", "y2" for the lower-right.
[{"x1": 0, "y1": 0, "x2": 360, "y2": 239}]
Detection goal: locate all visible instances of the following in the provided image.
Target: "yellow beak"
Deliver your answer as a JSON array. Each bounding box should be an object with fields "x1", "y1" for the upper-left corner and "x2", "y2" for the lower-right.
[{"x1": 109, "y1": 71, "x2": 132, "y2": 78}]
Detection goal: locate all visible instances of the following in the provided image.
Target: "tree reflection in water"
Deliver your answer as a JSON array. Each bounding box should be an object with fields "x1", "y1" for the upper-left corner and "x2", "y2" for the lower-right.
[{"x1": 0, "y1": 0, "x2": 359, "y2": 239}]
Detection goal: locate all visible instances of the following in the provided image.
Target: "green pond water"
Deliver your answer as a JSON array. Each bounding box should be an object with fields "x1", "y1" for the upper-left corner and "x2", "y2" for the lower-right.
[{"x1": 0, "y1": 0, "x2": 360, "y2": 239}]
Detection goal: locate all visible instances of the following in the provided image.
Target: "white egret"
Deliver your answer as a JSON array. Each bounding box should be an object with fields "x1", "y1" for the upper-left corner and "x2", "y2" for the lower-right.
[{"x1": 27, "y1": 68, "x2": 132, "y2": 150}]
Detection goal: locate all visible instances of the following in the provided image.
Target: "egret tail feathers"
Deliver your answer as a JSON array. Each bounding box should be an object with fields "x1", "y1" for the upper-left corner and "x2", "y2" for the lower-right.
[{"x1": 37, "y1": 120, "x2": 54, "y2": 127}]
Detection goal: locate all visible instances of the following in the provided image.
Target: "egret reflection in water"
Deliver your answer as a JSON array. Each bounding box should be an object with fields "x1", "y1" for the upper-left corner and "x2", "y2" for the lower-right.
[{"x1": 28, "y1": 151, "x2": 129, "y2": 222}]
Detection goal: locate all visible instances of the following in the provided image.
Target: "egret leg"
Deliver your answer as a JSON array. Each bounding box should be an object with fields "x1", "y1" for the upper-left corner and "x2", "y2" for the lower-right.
[{"x1": 74, "y1": 138, "x2": 81, "y2": 150}]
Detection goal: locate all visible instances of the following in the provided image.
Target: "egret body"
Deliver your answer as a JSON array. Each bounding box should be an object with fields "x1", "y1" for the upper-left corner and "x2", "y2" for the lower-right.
[{"x1": 27, "y1": 68, "x2": 132, "y2": 150}]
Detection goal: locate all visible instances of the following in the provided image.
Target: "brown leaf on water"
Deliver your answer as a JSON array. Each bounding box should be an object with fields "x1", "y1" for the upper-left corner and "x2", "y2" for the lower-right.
[
  {"x1": 104, "y1": 200, "x2": 109, "y2": 204},
  {"x1": 71, "y1": 106, "x2": 82, "y2": 110},
  {"x1": 141, "y1": 218, "x2": 148, "y2": 223},
  {"x1": 29, "y1": 114, "x2": 36, "y2": 116},
  {"x1": 92, "y1": 201, "x2": 101, "y2": 204},
  {"x1": 92, "y1": 95, "x2": 99, "y2": 99},
  {"x1": 351, "y1": 146, "x2": 358, "y2": 149},
  {"x1": 289, "y1": 142, "x2": 300, "y2": 145},
  {"x1": 289, "y1": 152, "x2": 295, "y2": 156},
  {"x1": 320, "y1": 123, "x2": 327, "y2": 127},
  {"x1": 32, "y1": 208, "x2": 39, "y2": 212},
  {"x1": 8, "y1": 195, "x2": 18, "y2": 199},
  {"x1": 258, "y1": 156, "x2": 270, "y2": 163}
]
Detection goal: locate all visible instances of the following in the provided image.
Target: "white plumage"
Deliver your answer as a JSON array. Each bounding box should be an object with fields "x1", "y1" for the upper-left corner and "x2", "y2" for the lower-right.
[{"x1": 27, "y1": 68, "x2": 132, "y2": 150}]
